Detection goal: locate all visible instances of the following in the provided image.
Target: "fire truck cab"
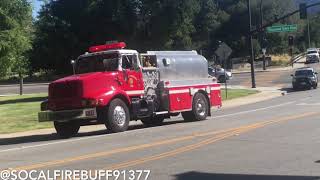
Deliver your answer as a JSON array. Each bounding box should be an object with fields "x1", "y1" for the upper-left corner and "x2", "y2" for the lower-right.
[{"x1": 38, "y1": 42, "x2": 222, "y2": 138}]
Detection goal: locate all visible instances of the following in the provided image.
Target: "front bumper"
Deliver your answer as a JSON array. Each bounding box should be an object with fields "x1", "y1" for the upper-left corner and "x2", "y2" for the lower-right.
[
  {"x1": 293, "y1": 80, "x2": 316, "y2": 88},
  {"x1": 38, "y1": 108, "x2": 97, "y2": 122},
  {"x1": 306, "y1": 57, "x2": 320, "y2": 63}
]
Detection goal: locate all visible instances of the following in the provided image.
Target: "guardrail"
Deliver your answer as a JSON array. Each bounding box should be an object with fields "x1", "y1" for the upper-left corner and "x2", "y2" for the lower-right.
[{"x1": 291, "y1": 52, "x2": 307, "y2": 64}]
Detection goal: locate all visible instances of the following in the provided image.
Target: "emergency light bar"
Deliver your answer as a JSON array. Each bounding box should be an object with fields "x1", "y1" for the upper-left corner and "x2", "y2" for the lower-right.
[{"x1": 89, "y1": 42, "x2": 126, "y2": 53}]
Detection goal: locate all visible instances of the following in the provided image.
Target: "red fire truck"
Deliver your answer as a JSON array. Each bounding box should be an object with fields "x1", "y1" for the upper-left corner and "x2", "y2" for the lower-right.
[{"x1": 38, "y1": 42, "x2": 222, "y2": 138}]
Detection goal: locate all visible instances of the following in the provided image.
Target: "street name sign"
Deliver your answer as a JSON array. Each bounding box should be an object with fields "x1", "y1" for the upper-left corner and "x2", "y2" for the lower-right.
[{"x1": 267, "y1": 24, "x2": 298, "y2": 33}]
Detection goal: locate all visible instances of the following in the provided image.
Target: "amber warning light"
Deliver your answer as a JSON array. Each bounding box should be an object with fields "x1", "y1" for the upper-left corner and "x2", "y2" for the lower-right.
[{"x1": 89, "y1": 42, "x2": 126, "y2": 53}]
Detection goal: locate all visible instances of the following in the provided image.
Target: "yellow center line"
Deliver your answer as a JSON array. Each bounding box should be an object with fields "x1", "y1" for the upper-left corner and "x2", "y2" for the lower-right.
[
  {"x1": 9, "y1": 127, "x2": 243, "y2": 171},
  {"x1": 8, "y1": 112, "x2": 317, "y2": 171},
  {"x1": 103, "y1": 112, "x2": 317, "y2": 170}
]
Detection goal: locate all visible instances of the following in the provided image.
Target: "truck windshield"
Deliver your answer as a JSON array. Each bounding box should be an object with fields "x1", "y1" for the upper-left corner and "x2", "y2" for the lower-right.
[
  {"x1": 76, "y1": 53, "x2": 119, "y2": 74},
  {"x1": 295, "y1": 70, "x2": 313, "y2": 76},
  {"x1": 307, "y1": 51, "x2": 318, "y2": 54}
]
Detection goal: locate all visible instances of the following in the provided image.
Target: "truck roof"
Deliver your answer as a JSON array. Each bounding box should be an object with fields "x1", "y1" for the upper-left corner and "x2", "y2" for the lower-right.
[
  {"x1": 307, "y1": 48, "x2": 318, "y2": 52},
  {"x1": 296, "y1": 67, "x2": 314, "y2": 71},
  {"x1": 79, "y1": 49, "x2": 138, "y2": 58},
  {"x1": 147, "y1": 51, "x2": 198, "y2": 56}
]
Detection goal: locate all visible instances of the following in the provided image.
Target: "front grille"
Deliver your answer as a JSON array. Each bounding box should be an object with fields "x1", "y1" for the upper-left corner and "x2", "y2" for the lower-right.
[
  {"x1": 49, "y1": 81, "x2": 82, "y2": 99},
  {"x1": 296, "y1": 78, "x2": 310, "y2": 83},
  {"x1": 308, "y1": 55, "x2": 318, "y2": 60}
]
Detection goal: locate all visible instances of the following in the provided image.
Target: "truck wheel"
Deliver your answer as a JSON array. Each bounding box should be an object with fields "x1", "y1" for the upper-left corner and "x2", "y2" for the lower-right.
[
  {"x1": 313, "y1": 83, "x2": 318, "y2": 89},
  {"x1": 105, "y1": 98, "x2": 130, "y2": 133},
  {"x1": 218, "y1": 75, "x2": 226, "y2": 83},
  {"x1": 182, "y1": 93, "x2": 209, "y2": 122},
  {"x1": 307, "y1": 84, "x2": 312, "y2": 90},
  {"x1": 141, "y1": 116, "x2": 165, "y2": 127},
  {"x1": 292, "y1": 84, "x2": 298, "y2": 90},
  {"x1": 54, "y1": 121, "x2": 80, "y2": 138}
]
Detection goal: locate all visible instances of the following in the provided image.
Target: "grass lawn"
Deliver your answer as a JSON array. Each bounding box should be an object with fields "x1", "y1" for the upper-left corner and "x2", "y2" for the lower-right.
[
  {"x1": 0, "y1": 94, "x2": 52, "y2": 134},
  {"x1": 0, "y1": 89, "x2": 259, "y2": 134},
  {"x1": 221, "y1": 88, "x2": 259, "y2": 101}
]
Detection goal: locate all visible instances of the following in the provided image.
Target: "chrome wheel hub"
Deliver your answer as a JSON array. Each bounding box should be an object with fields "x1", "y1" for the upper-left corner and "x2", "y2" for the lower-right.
[
  {"x1": 196, "y1": 99, "x2": 206, "y2": 116},
  {"x1": 113, "y1": 106, "x2": 126, "y2": 126}
]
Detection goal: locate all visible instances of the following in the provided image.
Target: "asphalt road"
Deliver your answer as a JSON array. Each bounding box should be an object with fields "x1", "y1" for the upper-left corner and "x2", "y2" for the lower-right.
[
  {"x1": 228, "y1": 70, "x2": 291, "y2": 88},
  {"x1": 0, "y1": 87, "x2": 320, "y2": 179},
  {"x1": 229, "y1": 63, "x2": 320, "y2": 88},
  {"x1": 0, "y1": 83, "x2": 48, "y2": 95}
]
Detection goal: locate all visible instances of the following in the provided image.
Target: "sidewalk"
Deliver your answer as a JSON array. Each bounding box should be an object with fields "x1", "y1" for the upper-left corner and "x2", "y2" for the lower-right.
[
  {"x1": 232, "y1": 63, "x2": 306, "y2": 74},
  {"x1": 0, "y1": 87, "x2": 284, "y2": 139},
  {"x1": 222, "y1": 86, "x2": 284, "y2": 109}
]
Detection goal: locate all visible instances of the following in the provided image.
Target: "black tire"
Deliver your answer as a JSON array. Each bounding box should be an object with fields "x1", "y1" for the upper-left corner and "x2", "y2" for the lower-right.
[
  {"x1": 292, "y1": 84, "x2": 298, "y2": 90},
  {"x1": 313, "y1": 83, "x2": 318, "y2": 89},
  {"x1": 218, "y1": 75, "x2": 226, "y2": 83},
  {"x1": 307, "y1": 84, "x2": 312, "y2": 90},
  {"x1": 54, "y1": 121, "x2": 80, "y2": 138},
  {"x1": 141, "y1": 116, "x2": 165, "y2": 127},
  {"x1": 105, "y1": 98, "x2": 130, "y2": 133},
  {"x1": 182, "y1": 93, "x2": 209, "y2": 122}
]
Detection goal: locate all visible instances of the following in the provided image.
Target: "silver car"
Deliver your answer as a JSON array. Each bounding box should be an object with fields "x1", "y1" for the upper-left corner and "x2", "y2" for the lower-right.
[
  {"x1": 306, "y1": 48, "x2": 320, "y2": 64},
  {"x1": 208, "y1": 67, "x2": 232, "y2": 83}
]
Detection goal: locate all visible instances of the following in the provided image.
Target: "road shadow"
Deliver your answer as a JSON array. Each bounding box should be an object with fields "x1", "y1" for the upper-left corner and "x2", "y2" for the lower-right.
[
  {"x1": 173, "y1": 171, "x2": 320, "y2": 180},
  {"x1": 280, "y1": 87, "x2": 295, "y2": 94},
  {"x1": 279, "y1": 87, "x2": 316, "y2": 94},
  {"x1": 0, "y1": 97, "x2": 47, "y2": 105},
  {"x1": 0, "y1": 119, "x2": 185, "y2": 146}
]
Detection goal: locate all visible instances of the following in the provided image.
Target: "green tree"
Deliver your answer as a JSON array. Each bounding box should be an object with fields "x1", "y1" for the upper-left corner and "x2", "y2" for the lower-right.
[
  {"x1": 0, "y1": 0, "x2": 32, "y2": 77},
  {"x1": 31, "y1": 0, "x2": 306, "y2": 74},
  {"x1": 31, "y1": 0, "x2": 141, "y2": 74}
]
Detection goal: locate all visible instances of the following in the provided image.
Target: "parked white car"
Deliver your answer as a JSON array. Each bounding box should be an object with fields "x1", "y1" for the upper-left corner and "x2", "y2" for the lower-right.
[{"x1": 306, "y1": 48, "x2": 320, "y2": 64}]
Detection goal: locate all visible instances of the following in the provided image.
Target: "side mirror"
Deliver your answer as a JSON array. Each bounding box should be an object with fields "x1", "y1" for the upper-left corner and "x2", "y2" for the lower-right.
[
  {"x1": 163, "y1": 58, "x2": 171, "y2": 66},
  {"x1": 290, "y1": 74, "x2": 293, "y2": 77},
  {"x1": 315, "y1": 72, "x2": 318, "y2": 75}
]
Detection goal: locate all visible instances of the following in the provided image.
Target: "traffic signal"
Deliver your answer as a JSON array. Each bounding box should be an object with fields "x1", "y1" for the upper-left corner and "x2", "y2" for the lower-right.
[
  {"x1": 299, "y1": 3, "x2": 307, "y2": 19},
  {"x1": 261, "y1": 37, "x2": 268, "y2": 49},
  {"x1": 288, "y1": 36, "x2": 294, "y2": 46}
]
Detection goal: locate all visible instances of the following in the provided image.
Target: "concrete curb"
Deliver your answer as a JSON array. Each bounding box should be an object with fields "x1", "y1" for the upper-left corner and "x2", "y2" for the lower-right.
[
  {"x1": 222, "y1": 90, "x2": 283, "y2": 109},
  {"x1": 232, "y1": 62, "x2": 306, "y2": 74}
]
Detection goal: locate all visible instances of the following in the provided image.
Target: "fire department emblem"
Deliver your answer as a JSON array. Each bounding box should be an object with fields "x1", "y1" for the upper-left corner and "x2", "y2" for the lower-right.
[{"x1": 128, "y1": 77, "x2": 134, "y2": 87}]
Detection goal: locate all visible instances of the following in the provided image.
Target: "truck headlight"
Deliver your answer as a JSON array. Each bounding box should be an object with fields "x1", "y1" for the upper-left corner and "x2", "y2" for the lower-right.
[
  {"x1": 82, "y1": 99, "x2": 97, "y2": 107},
  {"x1": 41, "y1": 100, "x2": 49, "y2": 111}
]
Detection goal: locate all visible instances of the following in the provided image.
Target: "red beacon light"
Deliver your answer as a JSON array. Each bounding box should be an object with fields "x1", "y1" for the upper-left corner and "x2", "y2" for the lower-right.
[{"x1": 89, "y1": 42, "x2": 126, "y2": 53}]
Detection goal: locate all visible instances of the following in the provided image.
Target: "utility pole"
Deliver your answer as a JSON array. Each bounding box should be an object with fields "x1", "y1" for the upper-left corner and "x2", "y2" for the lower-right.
[
  {"x1": 19, "y1": 72, "x2": 23, "y2": 95},
  {"x1": 259, "y1": 0, "x2": 263, "y2": 31},
  {"x1": 18, "y1": 66, "x2": 23, "y2": 95},
  {"x1": 307, "y1": 16, "x2": 311, "y2": 48},
  {"x1": 223, "y1": 51, "x2": 228, "y2": 99},
  {"x1": 247, "y1": 0, "x2": 256, "y2": 88},
  {"x1": 259, "y1": 0, "x2": 267, "y2": 71}
]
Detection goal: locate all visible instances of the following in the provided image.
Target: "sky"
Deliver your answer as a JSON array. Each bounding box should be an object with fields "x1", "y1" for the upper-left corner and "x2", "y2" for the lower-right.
[{"x1": 32, "y1": 0, "x2": 44, "y2": 18}]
